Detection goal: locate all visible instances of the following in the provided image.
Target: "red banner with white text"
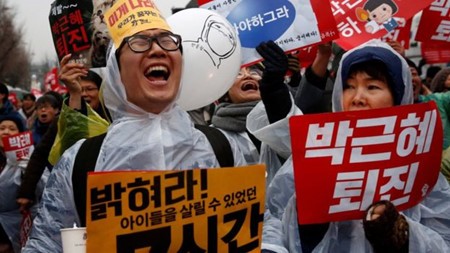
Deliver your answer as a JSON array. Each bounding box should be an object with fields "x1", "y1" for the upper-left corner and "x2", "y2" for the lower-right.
[
  {"x1": 415, "y1": 1, "x2": 450, "y2": 44},
  {"x1": 290, "y1": 102, "x2": 443, "y2": 224},
  {"x1": 2, "y1": 131, "x2": 34, "y2": 163}
]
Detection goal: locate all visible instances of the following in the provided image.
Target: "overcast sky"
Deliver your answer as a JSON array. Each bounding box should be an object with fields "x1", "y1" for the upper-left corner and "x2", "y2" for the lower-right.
[{"x1": 6, "y1": 0, "x2": 191, "y2": 64}]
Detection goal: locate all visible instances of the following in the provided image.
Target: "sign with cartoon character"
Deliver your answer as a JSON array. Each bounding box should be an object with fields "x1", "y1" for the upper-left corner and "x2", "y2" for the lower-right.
[
  {"x1": 198, "y1": 0, "x2": 339, "y2": 66},
  {"x1": 356, "y1": 0, "x2": 405, "y2": 34},
  {"x1": 49, "y1": 0, "x2": 115, "y2": 68},
  {"x1": 380, "y1": 18, "x2": 412, "y2": 49},
  {"x1": 331, "y1": 0, "x2": 434, "y2": 50}
]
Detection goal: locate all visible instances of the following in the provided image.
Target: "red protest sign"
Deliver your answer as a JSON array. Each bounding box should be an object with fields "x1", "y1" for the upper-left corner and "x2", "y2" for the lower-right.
[
  {"x1": 415, "y1": 2, "x2": 450, "y2": 44},
  {"x1": 44, "y1": 67, "x2": 60, "y2": 92},
  {"x1": 2, "y1": 131, "x2": 34, "y2": 162},
  {"x1": 297, "y1": 46, "x2": 318, "y2": 69},
  {"x1": 332, "y1": 0, "x2": 433, "y2": 50},
  {"x1": 421, "y1": 41, "x2": 450, "y2": 64},
  {"x1": 199, "y1": 0, "x2": 338, "y2": 66},
  {"x1": 289, "y1": 102, "x2": 443, "y2": 224}
]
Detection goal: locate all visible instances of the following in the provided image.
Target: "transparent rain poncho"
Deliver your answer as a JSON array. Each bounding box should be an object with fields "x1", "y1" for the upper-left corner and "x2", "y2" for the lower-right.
[
  {"x1": 23, "y1": 41, "x2": 247, "y2": 252},
  {"x1": 0, "y1": 157, "x2": 48, "y2": 253},
  {"x1": 257, "y1": 40, "x2": 450, "y2": 252}
]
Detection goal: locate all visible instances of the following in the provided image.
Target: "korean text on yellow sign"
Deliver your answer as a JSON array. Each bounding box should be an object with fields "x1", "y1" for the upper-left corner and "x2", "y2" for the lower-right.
[
  {"x1": 105, "y1": 0, "x2": 171, "y2": 48},
  {"x1": 86, "y1": 165, "x2": 266, "y2": 252}
]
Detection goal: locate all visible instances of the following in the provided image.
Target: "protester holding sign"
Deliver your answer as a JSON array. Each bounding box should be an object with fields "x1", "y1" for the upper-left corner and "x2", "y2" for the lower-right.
[
  {"x1": 16, "y1": 65, "x2": 109, "y2": 215},
  {"x1": 211, "y1": 41, "x2": 302, "y2": 181},
  {"x1": 0, "y1": 113, "x2": 47, "y2": 253},
  {"x1": 21, "y1": 0, "x2": 258, "y2": 251},
  {"x1": 256, "y1": 40, "x2": 450, "y2": 252}
]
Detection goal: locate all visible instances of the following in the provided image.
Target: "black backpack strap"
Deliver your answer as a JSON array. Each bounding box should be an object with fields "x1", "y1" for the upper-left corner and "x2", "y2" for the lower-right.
[
  {"x1": 73, "y1": 125, "x2": 233, "y2": 226},
  {"x1": 194, "y1": 124, "x2": 234, "y2": 167},
  {"x1": 246, "y1": 130, "x2": 261, "y2": 153},
  {"x1": 72, "y1": 133, "x2": 106, "y2": 227}
]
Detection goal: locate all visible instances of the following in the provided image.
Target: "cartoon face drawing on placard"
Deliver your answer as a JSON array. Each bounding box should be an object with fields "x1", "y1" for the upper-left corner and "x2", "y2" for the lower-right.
[
  {"x1": 186, "y1": 15, "x2": 238, "y2": 68},
  {"x1": 356, "y1": 0, "x2": 404, "y2": 34}
]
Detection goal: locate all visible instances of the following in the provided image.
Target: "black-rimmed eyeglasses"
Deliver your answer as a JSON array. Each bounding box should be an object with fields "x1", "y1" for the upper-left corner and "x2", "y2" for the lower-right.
[{"x1": 123, "y1": 33, "x2": 182, "y2": 53}]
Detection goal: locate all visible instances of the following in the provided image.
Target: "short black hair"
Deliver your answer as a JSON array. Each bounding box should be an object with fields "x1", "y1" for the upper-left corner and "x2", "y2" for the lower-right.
[
  {"x1": 22, "y1": 93, "x2": 36, "y2": 101},
  {"x1": 36, "y1": 94, "x2": 60, "y2": 110},
  {"x1": 404, "y1": 57, "x2": 419, "y2": 73},
  {"x1": 364, "y1": 0, "x2": 398, "y2": 16},
  {"x1": 81, "y1": 70, "x2": 102, "y2": 89},
  {"x1": 43, "y1": 91, "x2": 64, "y2": 110}
]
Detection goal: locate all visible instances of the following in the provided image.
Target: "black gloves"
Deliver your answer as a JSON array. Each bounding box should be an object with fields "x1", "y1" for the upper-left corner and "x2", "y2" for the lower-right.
[
  {"x1": 256, "y1": 40, "x2": 288, "y2": 82},
  {"x1": 256, "y1": 40, "x2": 291, "y2": 123},
  {"x1": 363, "y1": 200, "x2": 409, "y2": 253}
]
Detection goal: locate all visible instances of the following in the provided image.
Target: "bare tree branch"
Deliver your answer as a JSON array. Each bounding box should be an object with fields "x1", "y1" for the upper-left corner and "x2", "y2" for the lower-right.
[{"x1": 0, "y1": 0, "x2": 31, "y2": 89}]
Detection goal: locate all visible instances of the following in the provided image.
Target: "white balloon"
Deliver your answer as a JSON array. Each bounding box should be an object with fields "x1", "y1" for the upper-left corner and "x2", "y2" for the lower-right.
[{"x1": 167, "y1": 8, "x2": 241, "y2": 111}]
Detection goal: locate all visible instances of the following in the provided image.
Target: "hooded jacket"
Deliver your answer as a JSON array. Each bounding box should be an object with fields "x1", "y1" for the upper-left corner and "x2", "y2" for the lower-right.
[
  {"x1": 23, "y1": 43, "x2": 247, "y2": 252},
  {"x1": 258, "y1": 40, "x2": 450, "y2": 252}
]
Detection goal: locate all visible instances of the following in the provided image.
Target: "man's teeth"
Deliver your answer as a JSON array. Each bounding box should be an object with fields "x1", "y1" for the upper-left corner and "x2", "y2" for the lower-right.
[{"x1": 146, "y1": 66, "x2": 168, "y2": 75}]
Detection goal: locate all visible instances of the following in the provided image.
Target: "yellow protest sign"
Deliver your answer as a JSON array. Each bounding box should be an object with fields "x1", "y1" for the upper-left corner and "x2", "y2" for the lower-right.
[
  {"x1": 86, "y1": 165, "x2": 265, "y2": 252},
  {"x1": 105, "y1": 0, "x2": 172, "y2": 48}
]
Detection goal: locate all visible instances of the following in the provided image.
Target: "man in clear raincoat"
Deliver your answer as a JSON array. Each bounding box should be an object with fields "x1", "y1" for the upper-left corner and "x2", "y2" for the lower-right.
[{"x1": 22, "y1": 1, "x2": 251, "y2": 252}]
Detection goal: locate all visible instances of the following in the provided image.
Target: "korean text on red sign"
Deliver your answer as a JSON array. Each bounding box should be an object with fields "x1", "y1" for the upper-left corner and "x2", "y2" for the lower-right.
[
  {"x1": 289, "y1": 102, "x2": 443, "y2": 224},
  {"x1": 2, "y1": 131, "x2": 34, "y2": 162},
  {"x1": 415, "y1": 0, "x2": 450, "y2": 43}
]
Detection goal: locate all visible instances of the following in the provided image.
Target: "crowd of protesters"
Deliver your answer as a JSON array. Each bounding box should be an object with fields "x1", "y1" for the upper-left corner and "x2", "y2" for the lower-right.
[{"x1": 0, "y1": 1, "x2": 450, "y2": 253}]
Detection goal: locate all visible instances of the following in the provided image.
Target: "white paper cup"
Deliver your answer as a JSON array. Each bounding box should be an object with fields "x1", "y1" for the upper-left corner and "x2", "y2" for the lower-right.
[{"x1": 60, "y1": 227, "x2": 86, "y2": 253}]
